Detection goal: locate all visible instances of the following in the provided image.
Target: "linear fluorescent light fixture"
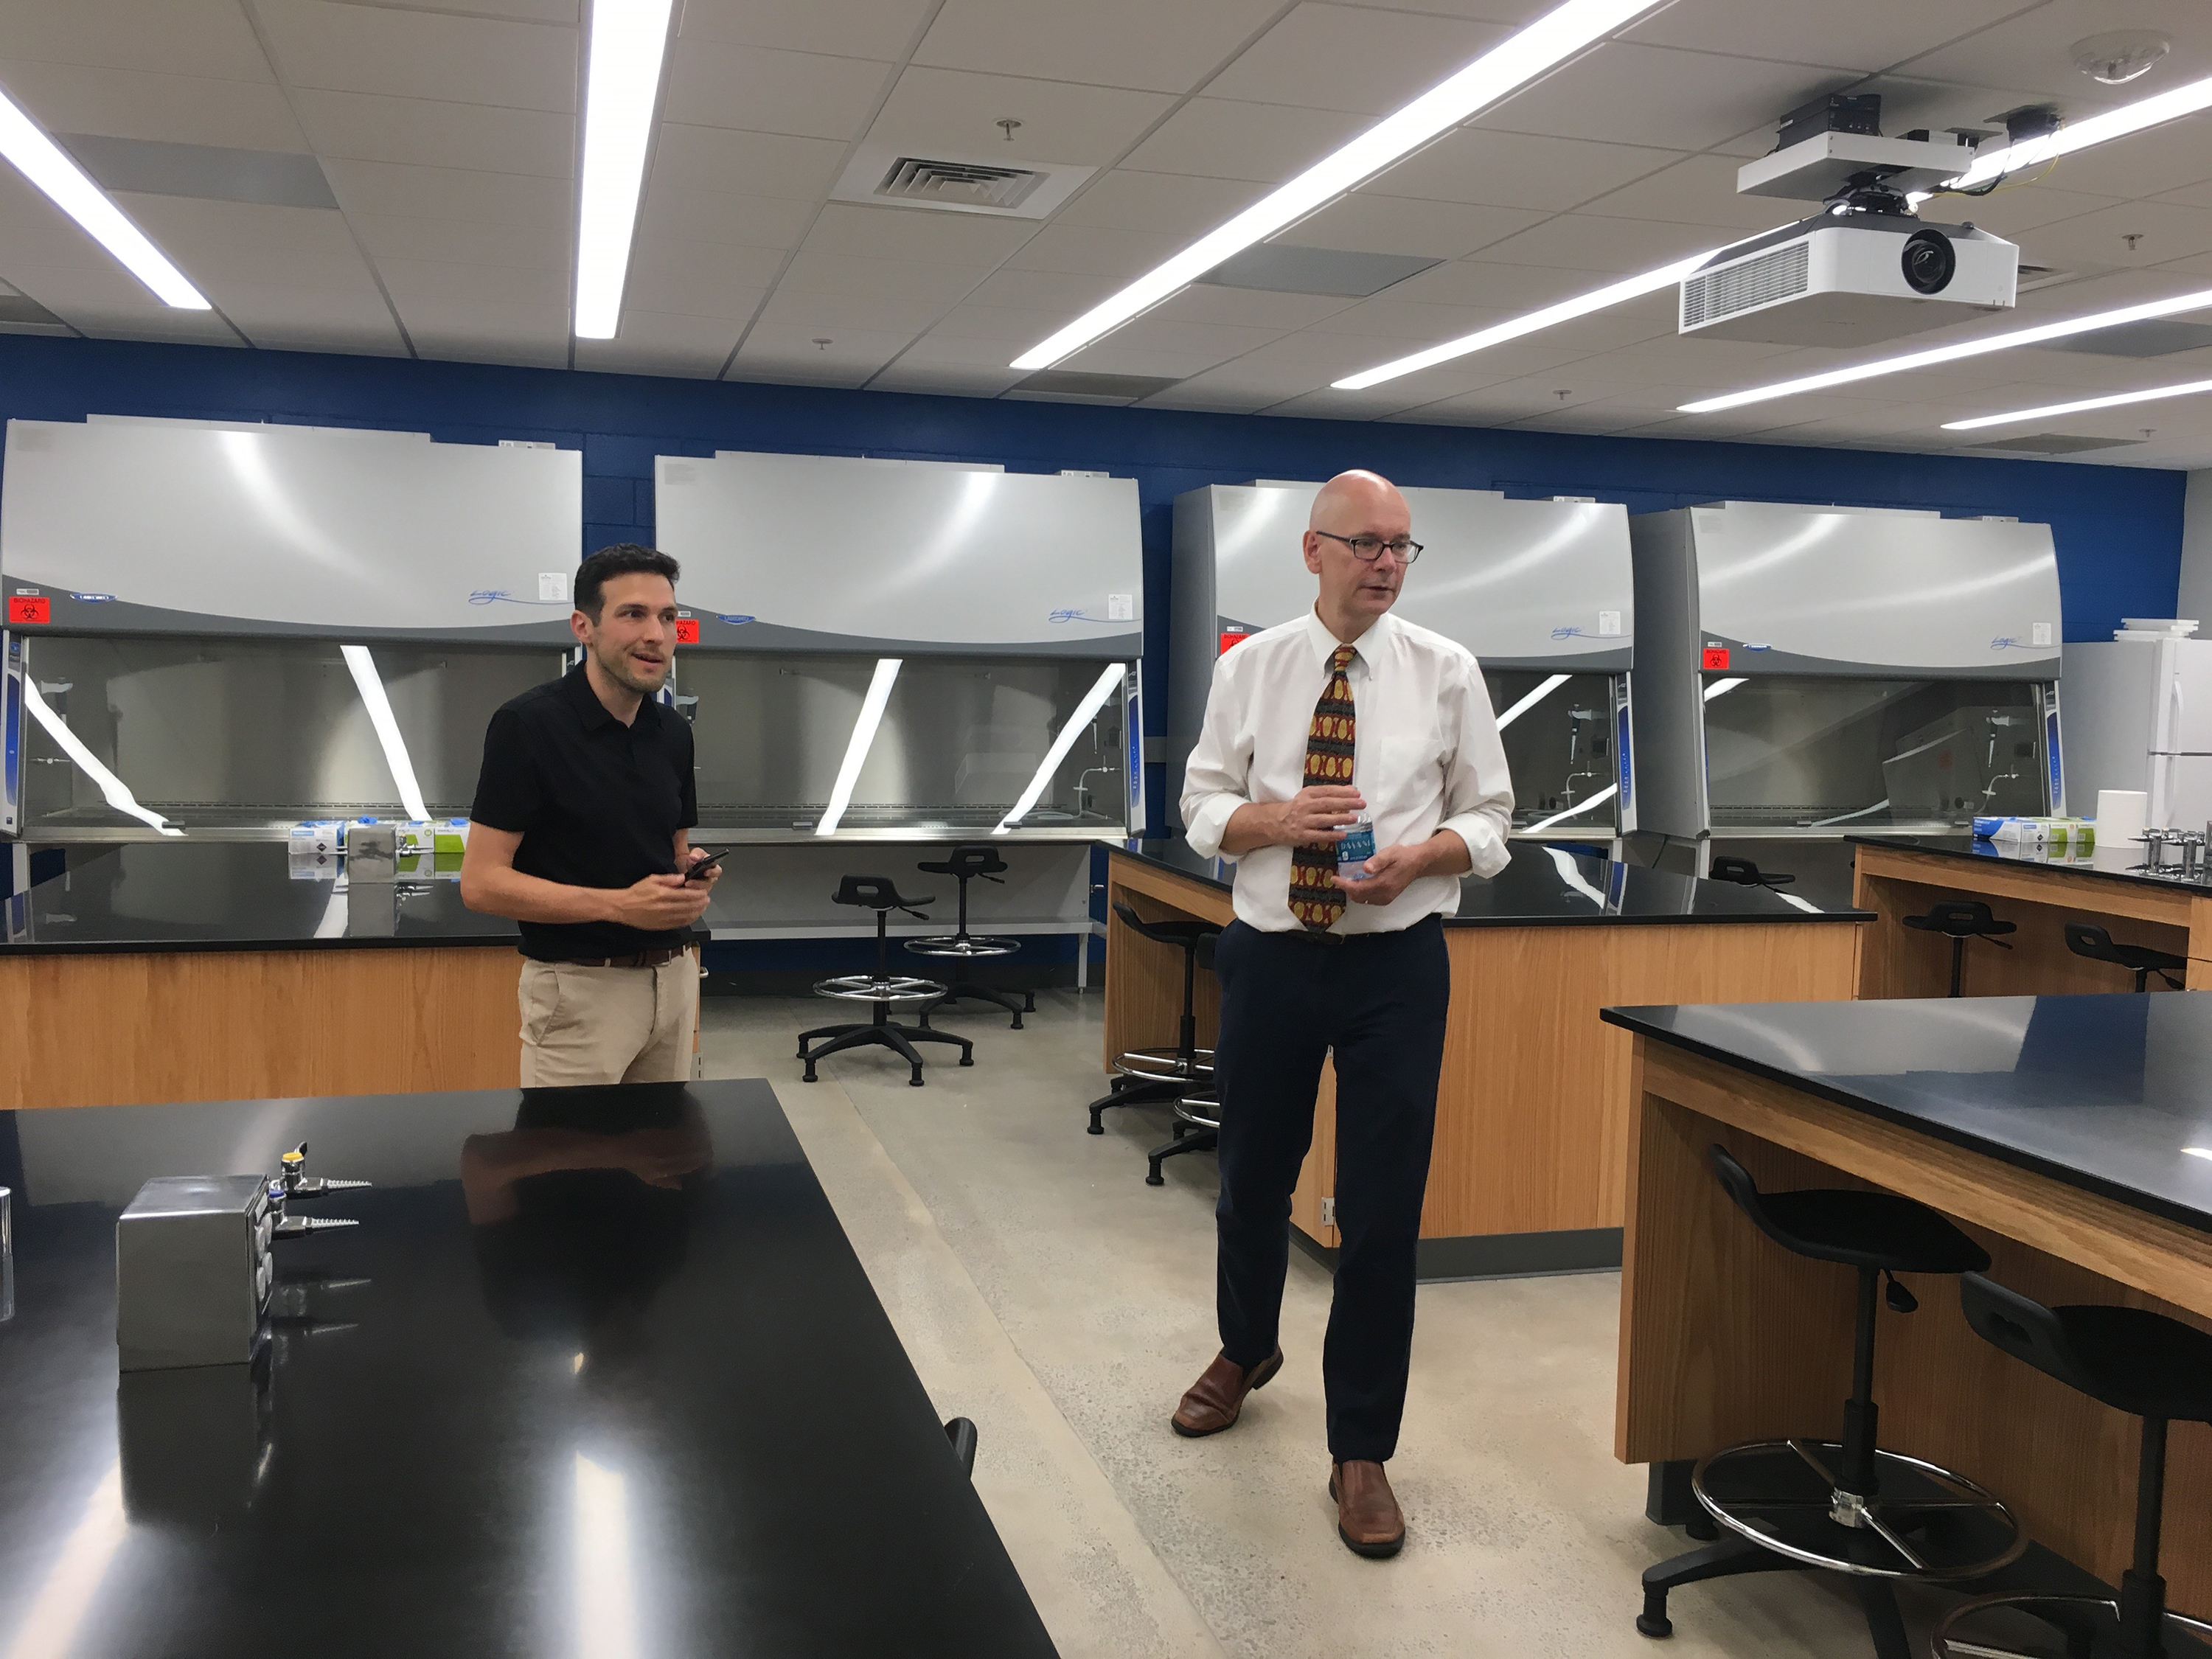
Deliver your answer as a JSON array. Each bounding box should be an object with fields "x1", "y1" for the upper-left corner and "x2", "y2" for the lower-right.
[
  {"x1": 1495, "y1": 672, "x2": 1573, "y2": 731},
  {"x1": 1704, "y1": 676, "x2": 1747, "y2": 700},
  {"x1": 1943, "y1": 376, "x2": 2212, "y2": 431},
  {"x1": 1009, "y1": 0, "x2": 1667, "y2": 372},
  {"x1": 2186, "y1": 1146, "x2": 2212, "y2": 1161},
  {"x1": 574, "y1": 0, "x2": 675, "y2": 339},
  {"x1": 818, "y1": 658, "x2": 902, "y2": 836},
  {"x1": 1526, "y1": 782, "x2": 1616, "y2": 831},
  {"x1": 1944, "y1": 72, "x2": 2212, "y2": 193},
  {"x1": 21, "y1": 678, "x2": 182, "y2": 835},
  {"x1": 341, "y1": 645, "x2": 431, "y2": 824},
  {"x1": 1679, "y1": 286, "x2": 2212, "y2": 415},
  {"x1": 995, "y1": 663, "x2": 1127, "y2": 833},
  {"x1": 0, "y1": 84, "x2": 206, "y2": 308}
]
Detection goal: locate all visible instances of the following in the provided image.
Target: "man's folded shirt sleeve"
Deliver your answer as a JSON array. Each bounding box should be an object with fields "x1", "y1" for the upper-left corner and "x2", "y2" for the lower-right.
[{"x1": 1439, "y1": 655, "x2": 1515, "y2": 880}]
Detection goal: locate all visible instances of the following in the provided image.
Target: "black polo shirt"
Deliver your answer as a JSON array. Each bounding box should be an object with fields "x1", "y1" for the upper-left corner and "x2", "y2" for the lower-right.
[{"x1": 469, "y1": 667, "x2": 698, "y2": 961}]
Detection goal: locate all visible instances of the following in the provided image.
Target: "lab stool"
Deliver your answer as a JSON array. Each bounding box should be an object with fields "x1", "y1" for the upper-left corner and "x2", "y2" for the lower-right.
[
  {"x1": 1710, "y1": 855, "x2": 1795, "y2": 890},
  {"x1": 905, "y1": 846, "x2": 1034, "y2": 1030},
  {"x1": 799, "y1": 877, "x2": 973, "y2": 1088},
  {"x1": 1146, "y1": 1087, "x2": 1220, "y2": 1188},
  {"x1": 1637, "y1": 1146, "x2": 2024, "y2": 1659},
  {"x1": 1905, "y1": 900, "x2": 2017, "y2": 997},
  {"x1": 1086, "y1": 903, "x2": 1218, "y2": 1136},
  {"x1": 2064, "y1": 922, "x2": 2187, "y2": 993},
  {"x1": 1934, "y1": 1275, "x2": 2212, "y2": 1659}
]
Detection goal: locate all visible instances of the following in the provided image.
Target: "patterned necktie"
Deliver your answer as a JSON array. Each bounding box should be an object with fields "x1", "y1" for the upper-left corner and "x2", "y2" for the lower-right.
[{"x1": 1289, "y1": 644, "x2": 1357, "y2": 931}]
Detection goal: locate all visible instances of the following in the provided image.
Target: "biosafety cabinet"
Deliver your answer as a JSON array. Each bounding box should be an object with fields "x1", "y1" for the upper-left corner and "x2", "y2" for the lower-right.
[
  {"x1": 1169, "y1": 482, "x2": 1635, "y2": 844},
  {"x1": 1630, "y1": 501, "x2": 2064, "y2": 900}
]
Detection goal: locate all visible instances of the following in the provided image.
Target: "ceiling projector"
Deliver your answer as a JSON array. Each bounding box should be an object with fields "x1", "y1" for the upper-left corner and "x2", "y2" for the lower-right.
[{"x1": 1678, "y1": 94, "x2": 2019, "y2": 348}]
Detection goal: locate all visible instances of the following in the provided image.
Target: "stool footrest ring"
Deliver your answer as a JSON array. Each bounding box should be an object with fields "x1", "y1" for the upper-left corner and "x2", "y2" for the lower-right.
[
  {"x1": 1113, "y1": 1046, "x2": 1214, "y2": 1082},
  {"x1": 811, "y1": 973, "x2": 946, "y2": 1004}
]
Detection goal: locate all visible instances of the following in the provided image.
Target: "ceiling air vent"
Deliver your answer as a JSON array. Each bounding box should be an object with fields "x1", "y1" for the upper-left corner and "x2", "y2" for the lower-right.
[{"x1": 877, "y1": 157, "x2": 1044, "y2": 212}]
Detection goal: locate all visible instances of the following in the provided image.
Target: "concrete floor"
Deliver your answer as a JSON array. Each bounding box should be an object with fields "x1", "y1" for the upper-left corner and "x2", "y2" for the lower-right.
[{"x1": 699, "y1": 990, "x2": 1924, "y2": 1659}]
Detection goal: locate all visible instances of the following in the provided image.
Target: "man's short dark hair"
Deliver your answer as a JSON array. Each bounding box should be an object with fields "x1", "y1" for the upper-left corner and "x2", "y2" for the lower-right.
[{"x1": 576, "y1": 543, "x2": 681, "y2": 620}]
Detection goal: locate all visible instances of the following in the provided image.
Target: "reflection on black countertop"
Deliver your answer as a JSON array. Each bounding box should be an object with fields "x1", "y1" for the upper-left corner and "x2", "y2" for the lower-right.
[
  {"x1": 1122, "y1": 839, "x2": 1869, "y2": 927},
  {"x1": 1851, "y1": 832, "x2": 2212, "y2": 894},
  {"x1": 0, "y1": 1079, "x2": 1056, "y2": 1658},
  {"x1": 2, "y1": 842, "x2": 519, "y2": 955},
  {"x1": 1602, "y1": 995, "x2": 2212, "y2": 1233}
]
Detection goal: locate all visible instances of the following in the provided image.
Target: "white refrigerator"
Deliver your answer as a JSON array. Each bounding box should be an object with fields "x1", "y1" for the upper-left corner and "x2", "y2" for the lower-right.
[{"x1": 2061, "y1": 637, "x2": 2212, "y2": 829}]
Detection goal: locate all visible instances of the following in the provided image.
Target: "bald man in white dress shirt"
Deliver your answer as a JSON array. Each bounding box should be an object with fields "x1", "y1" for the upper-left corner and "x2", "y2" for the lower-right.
[{"x1": 1170, "y1": 470, "x2": 1514, "y2": 1558}]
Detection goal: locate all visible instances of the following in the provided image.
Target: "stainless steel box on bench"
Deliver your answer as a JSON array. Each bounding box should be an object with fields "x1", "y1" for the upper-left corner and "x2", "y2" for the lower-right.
[{"x1": 116, "y1": 1175, "x2": 274, "y2": 1371}]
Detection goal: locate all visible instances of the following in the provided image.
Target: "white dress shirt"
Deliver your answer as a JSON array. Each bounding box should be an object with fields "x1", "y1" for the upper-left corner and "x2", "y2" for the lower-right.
[{"x1": 1181, "y1": 607, "x2": 1514, "y2": 934}]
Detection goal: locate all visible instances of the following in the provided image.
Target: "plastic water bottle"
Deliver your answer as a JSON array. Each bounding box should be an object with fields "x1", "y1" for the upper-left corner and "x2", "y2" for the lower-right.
[{"x1": 1336, "y1": 818, "x2": 1376, "y2": 885}]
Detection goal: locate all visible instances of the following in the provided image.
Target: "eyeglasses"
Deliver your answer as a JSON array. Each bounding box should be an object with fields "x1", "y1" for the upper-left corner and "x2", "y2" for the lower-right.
[{"x1": 1314, "y1": 530, "x2": 1423, "y2": 565}]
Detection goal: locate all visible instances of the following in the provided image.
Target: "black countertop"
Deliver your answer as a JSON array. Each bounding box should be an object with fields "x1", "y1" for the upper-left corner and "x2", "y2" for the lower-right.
[
  {"x1": 1121, "y1": 840, "x2": 1870, "y2": 928},
  {"x1": 1601, "y1": 995, "x2": 2212, "y2": 1234},
  {"x1": 1851, "y1": 832, "x2": 2212, "y2": 897},
  {"x1": 0, "y1": 1079, "x2": 1057, "y2": 1658},
  {"x1": 3, "y1": 842, "x2": 520, "y2": 955}
]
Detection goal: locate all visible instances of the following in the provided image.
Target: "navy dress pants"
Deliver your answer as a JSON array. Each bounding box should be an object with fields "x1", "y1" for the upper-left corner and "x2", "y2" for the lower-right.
[{"x1": 1210, "y1": 913, "x2": 1450, "y2": 1464}]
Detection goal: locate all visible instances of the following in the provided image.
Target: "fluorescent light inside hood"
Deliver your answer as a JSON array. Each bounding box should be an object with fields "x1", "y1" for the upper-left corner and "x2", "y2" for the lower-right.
[
  {"x1": 341, "y1": 645, "x2": 431, "y2": 824},
  {"x1": 996, "y1": 664, "x2": 1126, "y2": 833},
  {"x1": 0, "y1": 83, "x2": 207, "y2": 309},
  {"x1": 1009, "y1": 0, "x2": 1669, "y2": 373},
  {"x1": 1678, "y1": 286, "x2": 2212, "y2": 414},
  {"x1": 574, "y1": 0, "x2": 675, "y2": 339},
  {"x1": 21, "y1": 679, "x2": 183, "y2": 835},
  {"x1": 818, "y1": 658, "x2": 902, "y2": 836}
]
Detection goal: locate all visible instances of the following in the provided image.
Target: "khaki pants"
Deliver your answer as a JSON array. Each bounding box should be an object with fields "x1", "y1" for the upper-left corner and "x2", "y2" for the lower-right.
[{"x1": 518, "y1": 956, "x2": 699, "y2": 1088}]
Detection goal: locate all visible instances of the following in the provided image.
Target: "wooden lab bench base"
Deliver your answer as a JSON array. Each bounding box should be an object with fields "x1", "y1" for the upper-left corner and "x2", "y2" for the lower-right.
[
  {"x1": 1616, "y1": 1038, "x2": 2212, "y2": 1614},
  {"x1": 0, "y1": 947, "x2": 524, "y2": 1110},
  {"x1": 1105, "y1": 851, "x2": 1863, "y2": 1269},
  {"x1": 1855, "y1": 842, "x2": 2212, "y2": 998}
]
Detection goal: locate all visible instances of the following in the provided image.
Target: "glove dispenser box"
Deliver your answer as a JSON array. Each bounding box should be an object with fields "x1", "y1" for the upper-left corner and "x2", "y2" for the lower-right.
[{"x1": 116, "y1": 1175, "x2": 274, "y2": 1371}]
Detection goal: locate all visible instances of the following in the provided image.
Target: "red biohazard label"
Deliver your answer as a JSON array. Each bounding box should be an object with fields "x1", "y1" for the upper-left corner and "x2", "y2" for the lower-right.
[
  {"x1": 1701, "y1": 646, "x2": 1730, "y2": 671},
  {"x1": 675, "y1": 618, "x2": 699, "y2": 644},
  {"x1": 1219, "y1": 630, "x2": 1250, "y2": 655},
  {"x1": 7, "y1": 595, "x2": 49, "y2": 625}
]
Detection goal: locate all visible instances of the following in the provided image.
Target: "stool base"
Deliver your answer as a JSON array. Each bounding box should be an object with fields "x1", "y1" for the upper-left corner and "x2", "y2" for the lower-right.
[
  {"x1": 1935, "y1": 1592, "x2": 2212, "y2": 1659},
  {"x1": 799, "y1": 1006, "x2": 973, "y2": 1088},
  {"x1": 918, "y1": 981, "x2": 1033, "y2": 1031}
]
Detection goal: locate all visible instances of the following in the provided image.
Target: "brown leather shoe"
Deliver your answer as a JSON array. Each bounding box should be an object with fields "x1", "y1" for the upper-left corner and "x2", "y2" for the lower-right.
[
  {"x1": 1329, "y1": 1460, "x2": 1405, "y2": 1558},
  {"x1": 1169, "y1": 1347, "x2": 1284, "y2": 1437}
]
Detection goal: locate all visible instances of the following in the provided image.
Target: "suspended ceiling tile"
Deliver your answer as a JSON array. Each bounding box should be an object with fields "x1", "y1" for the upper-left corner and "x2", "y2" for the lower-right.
[
  {"x1": 0, "y1": 58, "x2": 308, "y2": 149},
  {"x1": 574, "y1": 310, "x2": 742, "y2": 378},
  {"x1": 1051, "y1": 338, "x2": 1237, "y2": 380},
  {"x1": 881, "y1": 330, "x2": 1032, "y2": 366},
  {"x1": 776, "y1": 248, "x2": 990, "y2": 304},
  {"x1": 1362, "y1": 128, "x2": 1686, "y2": 212},
  {"x1": 866, "y1": 361, "x2": 1029, "y2": 398},
  {"x1": 729, "y1": 321, "x2": 914, "y2": 383},
  {"x1": 1897, "y1": 0, "x2": 2212, "y2": 97},
  {"x1": 863, "y1": 66, "x2": 1175, "y2": 167},
  {"x1": 2025, "y1": 122, "x2": 2212, "y2": 206},
  {"x1": 962, "y1": 265, "x2": 1121, "y2": 310},
  {"x1": 1574, "y1": 154, "x2": 1818, "y2": 234},
  {"x1": 1382, "y1": 254, "x2": 1645, "y2": 309},
  {"x1": 254, "y1": 0, "x2": 576, "y2": 111},
  {"x1": 375, "y1": 257, "x2": 569, "y2": 307},
  {"x1": 1135, "y1": 382, "x2": 1284, "y2": 414},
  {"x1": 751, "y1": 281, "x2": 958, "y2": 335},
  {"x1": 1077, "y1": 313, "x2": 1284, "y2": 364},
  {"x1": 1152, "y1": 283, "x2": 1357, "y2": 330},
  {"x1": 911, "y1": 0, "x2": 1279, "y2": 94},
  {"x1": 647, "y1": 125, "x2": 849, "y2": 202},
  {"x1": 1183, "y1": 327, "x2": 1427, "y2": 379},
  {"x1": 1301, "y1": 293, "x2": 1510, "y2": 341},
  {"x1": 1259, "y1": 384, "x2": 1450, "y2": 420},
  {"x1": 0, "y1": 0, "x2": 276, "y2": 81},
  {"x1": 2018, "y1": 201, "x2": 2212, "y2": 272},
  {"x1": 634, "y1": 183, "x2": 818, "y2": 254},
  {"x1": 1915, "y1": 184, "x2": 2125, "y2": 240},
  {"x1": 1624, "y1": 0, "x2": 2033, "y2": 73},
  {"x1": 1205, "y1": 4, "x2": 1512, "y2": 116},
  {"x1": 348, "y1": 213, "x2": 569, "y2": 270},
  {"x1": 48, "y1": 299, "x2": 244, "y2": 344},
  {"x1": 1000, "y1": 222, "x2": 1183, "y2": 278},
  {"x1": 399, "y1": 296, "x2": 571, "y2": 365},
  {"x1": 291, "y1": 89, "x2": 574, "y2": 175},
  {"x1": 319, "y1": 159, "x2": 572, "y2": 226},
  {"x1": 1320, "y1": 0, "x2": 1554, "y2": 21},
  {"x1": 1283, "y1": 193, "x2": 1543, "y2": 260},
  {"x1": 678, "y1": 0, "x2": 936, "y2": 60},
  {"x1": 623, "y1": 241, "x2": 782, "y2": 319},
  {"x1": 1480, "y1": 46, "x2": 1856, "y2": 151},
  {"x1": 1052, "y1": 169, "x2": 1267, "y2": 238},
  {"x1": 1121, "y1": 97, "x2": 1373, "y2": 184},
  {"x1": 1475, "y1": 212, "x2": 1751, "y2": 276},
  {"x1": 924, "y1": 302, "x2": 1069, "y2": 343},
  {"x1": 207, "y1": 284, "x2": 408, "y2": 355},
  {"x1": 663, "y1": 40, "x2": 894, "y2": 141},
  {"x1": 801, "y1": 201, "x2": 1038, "y2": 265},
  {"x1": 121, "y1": 195, "x2": 380, "y2": 288}
]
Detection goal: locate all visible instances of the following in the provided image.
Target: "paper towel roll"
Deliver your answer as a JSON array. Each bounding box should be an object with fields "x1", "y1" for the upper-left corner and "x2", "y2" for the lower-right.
[{"x1": 2096, "y1": 788, "x2": 2147, "y2": 849}]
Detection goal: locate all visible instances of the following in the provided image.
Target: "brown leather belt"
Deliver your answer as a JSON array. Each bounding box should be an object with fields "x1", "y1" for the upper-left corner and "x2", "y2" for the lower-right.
[{"x1": 550, "y1": 947, "x2": 687, "y2": 969}]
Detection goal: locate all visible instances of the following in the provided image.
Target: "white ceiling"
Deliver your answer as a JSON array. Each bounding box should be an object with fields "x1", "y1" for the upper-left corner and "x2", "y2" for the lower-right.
[{"x1": 5, "y1": 0, "x2": 2212, "y2": 467}]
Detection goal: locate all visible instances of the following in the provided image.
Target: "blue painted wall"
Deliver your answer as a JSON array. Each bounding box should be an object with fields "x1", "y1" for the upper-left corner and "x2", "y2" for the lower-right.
[{"x1": 0, "y1": 333, "x2": 2185, "y2": 827}]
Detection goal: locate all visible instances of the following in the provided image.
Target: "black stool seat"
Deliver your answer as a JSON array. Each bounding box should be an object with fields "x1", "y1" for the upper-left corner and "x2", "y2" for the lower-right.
[
  {"x1": 1116, "y1": 911, "x2": 1217, "y2": 949},
  {"x1": 1935, "y1": 1276, "x2": 2212, "y2": 1659},
  {"x1": 2065, "y1": 922, "x2": 2187, "y2": 994},
  {"x1": 1091, "y1": 905, "x2": 1220, "y2": 1144},
  {"x1": 1904, "y1": 900, "x2": 2016, "y2": 997},
  {"x1": 1719, "y1": 1173, "x2": 1992, "y2": 1277},
  {"x1": 798, "y1": 876, "x2": 973, "y2": 1087},
  {"x1": 904, "y1": 846, "x2": 1033, "y2": 1030}
]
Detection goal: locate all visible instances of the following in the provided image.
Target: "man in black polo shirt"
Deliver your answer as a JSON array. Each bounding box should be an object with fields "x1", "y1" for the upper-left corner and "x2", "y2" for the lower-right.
[{"x1": 461, "y1": 543, "x2": 717, "y2": 1086}]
